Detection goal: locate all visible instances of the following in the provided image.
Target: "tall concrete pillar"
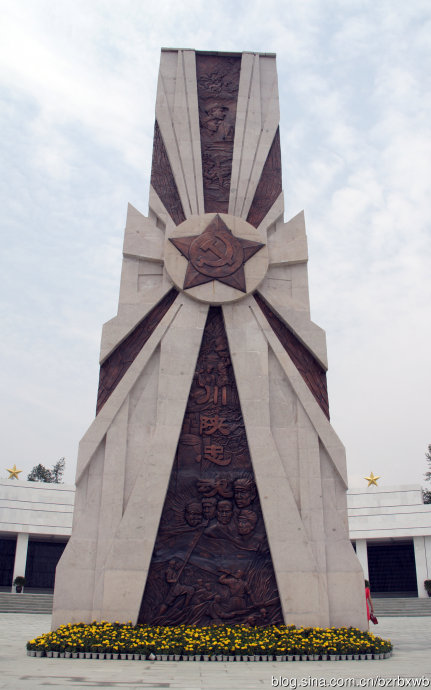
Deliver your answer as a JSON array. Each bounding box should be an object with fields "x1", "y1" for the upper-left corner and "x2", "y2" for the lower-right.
[
  {"x1": 11, "y1": 533, "x2": 29, "y2": 592},
  {"x1": 425, "y1": 536, "x2": 431, "y2": 594},
  {"x1": 355, "y1": 539, "x2": 369, "y2": 581},
  {"x1": 414, "y1": 536, "x2": 429, "y2": 598}
]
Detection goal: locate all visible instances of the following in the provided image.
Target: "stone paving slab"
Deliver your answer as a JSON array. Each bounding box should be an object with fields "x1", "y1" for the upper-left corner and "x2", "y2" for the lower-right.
[{"x1": 0, "y1": 614, "x2": 430, "y2": 690}]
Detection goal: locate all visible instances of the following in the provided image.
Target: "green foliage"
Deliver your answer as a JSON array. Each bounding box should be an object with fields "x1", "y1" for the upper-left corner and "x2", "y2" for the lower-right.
[
  {"x1": 425, "y1": 444, "x2": 431, "y2": 482},
  {"x1": 27, "y1": 464, "x2": 53, "y2": 482},
  {"x1": 13, "y1": 576, "x2": 26, "y2": 586},
  {"x1": 27, "y1": 458, "x2": 65, "y2": 483},
  {"x1": 51, "y1": 458, "x2": 65, "y2": 483},
  {"x1": 27, "y1": 622, "x2": 393, "y2": 657}
]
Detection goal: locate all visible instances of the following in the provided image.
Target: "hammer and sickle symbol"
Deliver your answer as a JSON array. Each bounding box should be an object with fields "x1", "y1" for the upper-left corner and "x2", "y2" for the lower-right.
[{"x1": 195, "y1": 232, "x2": 235, "y2": 269}]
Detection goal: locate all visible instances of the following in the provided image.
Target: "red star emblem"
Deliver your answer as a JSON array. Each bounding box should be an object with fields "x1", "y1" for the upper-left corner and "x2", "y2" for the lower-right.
[{"x1": 169, "y1": 215, "x2": 264, "y2": 292}]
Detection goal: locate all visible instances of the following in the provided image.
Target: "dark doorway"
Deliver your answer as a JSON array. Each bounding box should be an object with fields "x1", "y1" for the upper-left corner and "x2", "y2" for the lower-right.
[
  {"x1": 25, "y1": 541, "x2": 67, "y2": 590},
  {"x1": 0, "y1": 538, "x2": 16, "y2": 586},
  {"x1": 367, "y1": 540, "x2": 417, "y2": 597}
]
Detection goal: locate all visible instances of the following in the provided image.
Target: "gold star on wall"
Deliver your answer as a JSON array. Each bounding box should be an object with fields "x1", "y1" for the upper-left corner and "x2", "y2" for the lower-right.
[
  {"x1": 6, "y1": 464, "x2": 22, "y2": 480},
  {"x1": 364, "y1": 471, "x2": 380, "y2": 487}
]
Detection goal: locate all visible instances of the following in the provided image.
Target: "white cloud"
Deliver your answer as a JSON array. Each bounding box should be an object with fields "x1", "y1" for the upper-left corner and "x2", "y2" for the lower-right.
[{"x1": 1, "y1": 0, "x2": 430, "y2": 488}]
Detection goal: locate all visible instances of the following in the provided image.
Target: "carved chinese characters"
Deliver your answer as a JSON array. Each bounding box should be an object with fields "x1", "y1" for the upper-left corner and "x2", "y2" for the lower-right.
[{"x1": 138, "y1": 307, "x2": 283, "y2": 626}]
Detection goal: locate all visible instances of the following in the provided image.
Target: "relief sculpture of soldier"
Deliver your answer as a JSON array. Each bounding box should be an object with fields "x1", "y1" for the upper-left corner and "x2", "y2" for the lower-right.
[
  {"x1": 233, "y1": 476, "x2": 256, "y2": 507},
  {"x1": 201, "y1": 496, "x2": 217, "y2": 521},
  {"x1": 158, "y1": 560, "x2": 195, "y2": 617},
  {"x1": 184, "y1": 501, "x2": 204, "y2": 528},
  {"x1": 237, "y1": 509, "x2": 258, "y2": 536},
  {"x1": 232, "y1": 478, "x2": 268, "y2": 553},
  {"x1": 152, "y1": 496, "x2": 206, "y2": 562},
  {"x1": 218, "y1": 568, "x2": 256, "y2": 612},
  {"x1": 199, "y1": 101, "x2": 235, "y2": 208},
  {"x1": 204, "y1": 499, "x2": 235, "y2": 539},
  {"x1": 199, "y1": 102, "x2": 234, "y2": 143},
  {"x1": 202, "y1": 479, "x2": 266, "y2": 554}
]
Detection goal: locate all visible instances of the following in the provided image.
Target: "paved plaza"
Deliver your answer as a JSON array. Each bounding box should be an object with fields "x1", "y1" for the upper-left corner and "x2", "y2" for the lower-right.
[{"x1": 0, "y1": 614, "x2": 430, "y2": 690}]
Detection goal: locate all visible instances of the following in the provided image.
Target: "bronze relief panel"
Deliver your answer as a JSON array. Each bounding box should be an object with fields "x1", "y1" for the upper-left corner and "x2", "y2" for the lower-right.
[
  {"x1": 196, "y1": 54, "x2": 241, "y2": 213},
  {"x1": 138, "y1": 306, "x2": 283, "y2": 626}
]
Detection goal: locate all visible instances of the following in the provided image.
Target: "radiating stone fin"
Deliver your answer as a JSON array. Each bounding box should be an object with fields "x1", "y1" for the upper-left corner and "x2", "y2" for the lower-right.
[
  {"x1": 149, "y1": 185, "x2": 177, "y2": 233},
  {"x1": 157, "y1": 56, "x2": 192, "y2": 218},
  {"x1": 229, "y1": 53, "x2": 262, "y2": 216},
  {"x1": 123, "y1": 203, "x2": 164, "y2": 262},
  {"x1": 100, "y1": 284, "x2": 178, "y2": 363},
  {"x1": 76, "y1": 297, "x2": 183, "y2": 483},
  {"x1": 241, "y1": 76, "x2": 280, "y2": 220},
  {"x1": 223, "y1": 299, "x2": 332, "y2": 627},
  {"x1": 229, "y1": 54, "x2": 280, "y2": 221},
  {"x1": 249, "y1": 300, "x2": 347, "y2": 487},
  {"x1": 98, "y1": 300, "x2": 209, "y2": 623},
  {"x1": 268, "y1": 211, "x2": 308, "y2": 266},
  {"x1": 173, "y1": 50, "x2": 205, "y2": 215},
  {"x1": 256, "y1": 191, "x2": 285, "y2": 237},
  {"x1": 255, "y1": 288, "x2": 328, "y2": 371}
]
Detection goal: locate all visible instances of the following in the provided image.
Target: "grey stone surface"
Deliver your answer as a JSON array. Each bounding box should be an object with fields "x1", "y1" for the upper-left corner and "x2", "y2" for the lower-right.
[
  {"x1": 1, "y1": 614, "x2": 431, "y2": 689},
  {"x1": 229, "y1": 52, "x2": 280, "y2": 219},
  {"x1": 53, "y1": 49, "x2": 367, "y2": 631},
  {"x1": 156, "y1": 49, "x2": 205, "y2": 218}
]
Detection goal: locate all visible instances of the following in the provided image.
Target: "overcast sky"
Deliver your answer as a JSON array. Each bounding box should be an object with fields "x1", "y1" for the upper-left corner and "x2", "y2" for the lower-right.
[{"x1": 1, "y1": 0, "x2": 430, "y2": 489}]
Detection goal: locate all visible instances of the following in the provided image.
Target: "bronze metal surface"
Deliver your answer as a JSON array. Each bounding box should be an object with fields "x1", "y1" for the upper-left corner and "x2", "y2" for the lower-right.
[
  {"x1": 196, "y1": 54, "x2": 241, "y2": 213},
  {"x1": 138, "y1": 306, "x2": 283, "y2": 626},
  {"x1": 169, "y1": 214, "x2": 264, "y2": 292}
]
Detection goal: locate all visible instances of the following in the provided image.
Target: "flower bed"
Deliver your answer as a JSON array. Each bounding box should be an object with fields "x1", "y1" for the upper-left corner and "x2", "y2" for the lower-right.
[{"x1": 27, "y1": 622, "x2": 392, "y2": 660}]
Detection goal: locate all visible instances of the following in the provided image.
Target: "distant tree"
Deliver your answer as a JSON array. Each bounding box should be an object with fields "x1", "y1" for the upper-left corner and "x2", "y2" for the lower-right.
[
  {"x1": 423, "y1": 444, "x2": 431, "y2": 504},
  {"x1": 27, "y1": 458, "x2": 65, "y2": 483},
  {"x1": 51, "y1": 457, "x2": 65, "y2": 483},
  {"x1": 27, "y1": 464, "x2": 53, "y2": 482}
]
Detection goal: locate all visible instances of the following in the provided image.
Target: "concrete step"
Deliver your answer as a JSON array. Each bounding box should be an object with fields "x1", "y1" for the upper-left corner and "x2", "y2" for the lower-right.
[
  {"x1": 0, "y1": 593, "x2": 53, "y2": 614},
  {"x1": 1, "y1": 593, "x2": 430, "y2": 617},
  {"x1": 374, "y1": 597, "x2": 431, "y2": 616}
]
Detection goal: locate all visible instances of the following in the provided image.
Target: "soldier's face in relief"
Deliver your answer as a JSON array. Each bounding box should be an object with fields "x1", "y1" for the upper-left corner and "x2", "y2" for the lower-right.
[
  {"x1": 209, "y1": 105, "x2": 227, "y2": 121},
  {"x1": 234, "y1": 483, "x2": 255, "y2": 508},
  {"x1": 202, "y1": 498, "x2": 217, "y2": 520},
  {"x1": 217, "y1": 500, "x2": 233, "y2": 525},
  {"x1": 185, "y1": 502, "x2": 202, "y2": 527},
  {"x1": 237, "y1": 510, "x2": 257, "y2": 535}
]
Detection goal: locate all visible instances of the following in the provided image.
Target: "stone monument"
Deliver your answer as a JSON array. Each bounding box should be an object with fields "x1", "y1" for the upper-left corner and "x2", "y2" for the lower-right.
[{"x1": 52, "y1": 49, "x2": 367, "y2": 630}]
